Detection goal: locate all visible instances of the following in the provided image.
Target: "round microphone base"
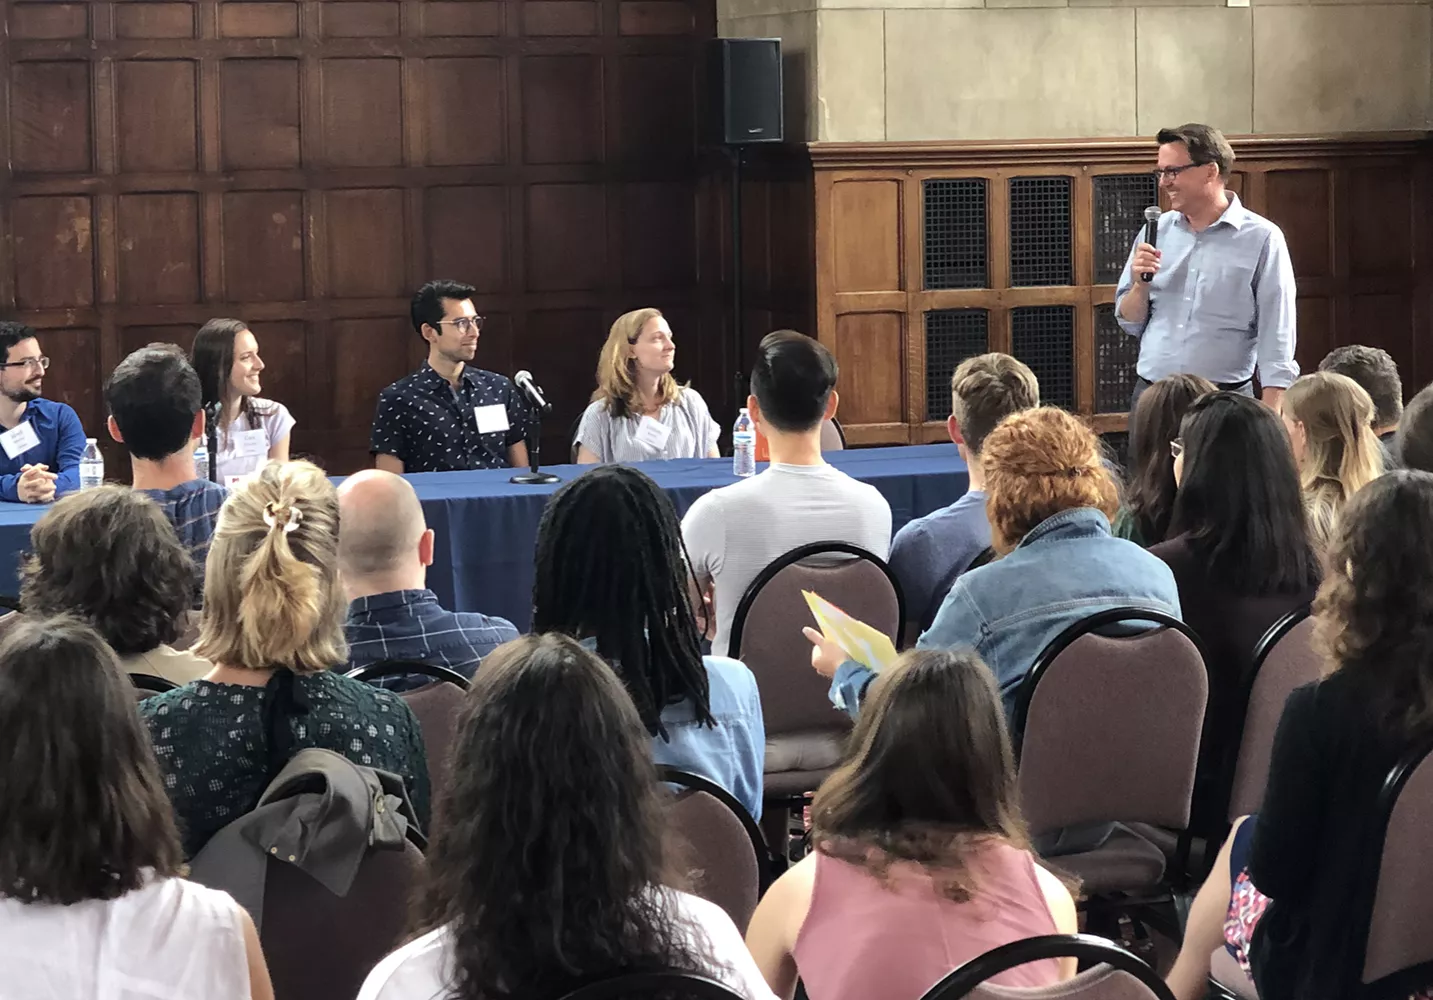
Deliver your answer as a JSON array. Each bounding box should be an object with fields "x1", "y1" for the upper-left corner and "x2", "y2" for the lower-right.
[{"x1": 510, "y1": 471, "x2": 561, "y2": 485}]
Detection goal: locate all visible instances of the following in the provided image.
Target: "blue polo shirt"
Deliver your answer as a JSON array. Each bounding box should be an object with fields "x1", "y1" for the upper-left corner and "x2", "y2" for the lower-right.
[{"x1": 0, "y1": 398, "x2": 86, "y2": 502}]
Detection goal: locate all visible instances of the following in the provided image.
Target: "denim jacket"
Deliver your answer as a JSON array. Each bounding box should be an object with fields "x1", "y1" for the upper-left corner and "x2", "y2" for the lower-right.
[{"x1": 831, "y1": 507, "x2": 1183, "y2": 721}]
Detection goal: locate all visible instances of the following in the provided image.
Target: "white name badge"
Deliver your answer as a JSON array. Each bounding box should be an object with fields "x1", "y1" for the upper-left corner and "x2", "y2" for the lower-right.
[
  {"x1": 474, "y1": 404, "x2": 510, "y2": 435},
  {"x1": 233, "y1": 428, "x2": 268, "y2": 460},
  {"x1": 0, "y1": 421, "x2": 41, "y2": 460},
  {"x1": 634, "y1": 415, "x2": 672, "y2": 451}
]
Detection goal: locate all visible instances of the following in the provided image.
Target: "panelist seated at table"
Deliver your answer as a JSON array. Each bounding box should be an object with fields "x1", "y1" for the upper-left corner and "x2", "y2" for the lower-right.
[
  {"x1": 574, "y1": 308, "x2": 721, "y2": 465},
  {"x1": 191, "y1": 318, "x2": 295, "y2": 485},
  {"x1": 0, "y1": 321, "x2": 84, "y2": 505},
  {"x1": 371, "y1": 279, "x2": 532, "y2": 474}
]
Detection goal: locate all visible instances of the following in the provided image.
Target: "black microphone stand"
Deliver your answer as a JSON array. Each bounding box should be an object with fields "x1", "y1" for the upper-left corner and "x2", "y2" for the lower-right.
[
  {"x1": 204, "y1": 402, "x2": 221, "y2": 483},
  {"x1": 510, "y1": 386, "x2": 560, "y2": 485}
]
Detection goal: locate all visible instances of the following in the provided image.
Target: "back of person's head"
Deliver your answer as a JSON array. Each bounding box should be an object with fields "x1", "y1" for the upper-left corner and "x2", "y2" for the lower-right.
[
  {"x1": 950, "y1": 353, "x2": 1040, "y2": 457},
  {"x1": 1168, "y1": 393, "x2": 1319, "y2": 596},
  {"x1": 1317, "y1": 471, "x2": 1433, "y2": 736},
  {"x1": 336, "y1": 469, "x2": 426, "y2": 581},
  {"x1": 532, "y1": 465, "x2": 711, "y2": 736},
  {"x1": 1283, "y1": 371, "x2": 1383, "y2": 545},
  {"x1": 103, "y1": 344, "x2": 201, "y2": 461},
  {"x1": 1319, "y1": 344, "x2": 1402, "y2": 432},
  {"x1": 196, "y1": 460, "x2": 345, "y2": 673},
  {"x1": 191, "y1": 318, "x2": 249, "y2": 408},
  {"x1": 21, "y1": 486, "x2": 194, "y2": 656},
  {"x1": 410, "y1": 279, "x2": 476, "y2": 337},
  {"x1": 980, "y1": 407, "x2": 1119, "y2": 552},
  {"x1": 1398, "y1": 382, "x2": 1433, "y2": 473},
  {"x1": 415, "y1": 633, "x2": 707, "y2": 998},
  {"x1": 749, "y1": 330, "x2": 838, "y2": 434},
  {"x1": 0, "y1": 616, "x2": 182, "y2": 904},
  {"x1": 595, "y1": 308, "x2": 679, "y2": 417},
  {"x1": 1126, "y1": 374, "x2": 1216, "y2": 544},
  {"x1": 812, "y1": 649, "x2": 1026, "y2": 898}
]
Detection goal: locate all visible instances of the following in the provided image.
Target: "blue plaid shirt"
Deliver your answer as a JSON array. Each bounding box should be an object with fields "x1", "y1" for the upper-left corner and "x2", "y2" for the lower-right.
[
  {"x1": 344, "y1": 589, "x2": 519, "y2": 688},
  {"x1": 140, "y1": 480, "x2": 228, "y2": 604}
]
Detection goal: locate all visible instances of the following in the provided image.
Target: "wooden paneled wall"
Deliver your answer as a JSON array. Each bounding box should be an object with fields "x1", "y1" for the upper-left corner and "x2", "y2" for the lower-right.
[
  {"x1": 0, "y1": 0, "x2": 725, "y2": 473},
  {"x1": 810, "y1": 135, "x2": 1433, "y2": 445}
]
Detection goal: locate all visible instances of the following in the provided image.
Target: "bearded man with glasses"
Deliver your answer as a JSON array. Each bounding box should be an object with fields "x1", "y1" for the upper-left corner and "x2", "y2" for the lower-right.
[
  {"x1": 1116, "y1": 123, "x2": 1299, "y2": 419},
  {"x1": 0, "y1": 321, "x2": 84, "y2": 504}
]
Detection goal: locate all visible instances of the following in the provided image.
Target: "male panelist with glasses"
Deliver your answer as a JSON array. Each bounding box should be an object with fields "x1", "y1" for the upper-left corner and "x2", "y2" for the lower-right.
[
  {"x1": 0, "y1": 321, "x2": 84, "y2": 504},
  {"x1": 1116, "y1": 123, "x2": 1298, "y2": 415}
]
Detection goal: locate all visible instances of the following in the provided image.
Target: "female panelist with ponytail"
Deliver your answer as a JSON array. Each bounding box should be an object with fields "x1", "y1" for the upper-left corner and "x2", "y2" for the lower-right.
[
  {"x1": 140, "y1": 461, "x2": 429, "y2": 859},
  {"x1": 191, "y1": 319, "x2": 296, "y2": 484}
]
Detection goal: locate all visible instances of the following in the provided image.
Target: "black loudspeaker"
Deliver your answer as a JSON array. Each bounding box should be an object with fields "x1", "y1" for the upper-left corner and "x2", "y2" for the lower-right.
[{"x1": 708, "y1": 37, "x2": 783, "y2": 145}]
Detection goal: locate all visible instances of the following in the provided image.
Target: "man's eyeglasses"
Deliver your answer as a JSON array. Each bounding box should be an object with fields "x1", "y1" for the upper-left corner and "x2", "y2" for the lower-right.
[
  {"x1": 1151, "y1": 163, "x2": 1204, "y2": 181},
  {"x1": 0, "y1": 356, "x2": 49, "y2": 372},
  {"x1": 1170, "y1": 438, "x2": 1184, "y2": 459},
  {"x1": 439, "y1": 316, "x2": 485, "y2": 335}
]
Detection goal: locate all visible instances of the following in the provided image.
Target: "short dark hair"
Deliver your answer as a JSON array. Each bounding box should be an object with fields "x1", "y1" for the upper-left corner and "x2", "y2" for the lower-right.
[
  {"x1": 21, "y1": 486, "x2": 193, "y2": 655},
  {"x1": 411, "y1": 280, "x2": 476, "y2": 338},
  {"x1": 1319, "y1": 344, "x2": 1403, "y2": 430},
  {"x1": 1399, "y1": 382, "x2": 1433, "y2": 473},
  {"x1": 0, "y1": 615, "x2": 184, "y2": 904},
  {"x1": 103, "y1": 344, "x2": 201, "y2": 461},
  {"x1": 1157, "y1": 123, "x2": 1235, "y2": 178},
  {"x1": 950, "y1": 353, "x2": 1039, "y2": 456},
  {"x1": 750, "y1": 330, "x2": 838, "y2": 433},
  {"x1": 0, "y1": 320, "x2": 38, "y2": 362}
]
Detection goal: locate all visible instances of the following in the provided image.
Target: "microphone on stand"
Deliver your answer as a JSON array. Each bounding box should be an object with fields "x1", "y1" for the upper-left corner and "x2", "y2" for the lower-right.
[
  {"x1": 510, "y1": 369, "x2": 559, "y2": 485},
  {"x1": 1140, "y1": 205, "x2": 1162, "y2": 283},
  {"x1": 514, "y1": 370, "x2": 552, "y2": 413}
]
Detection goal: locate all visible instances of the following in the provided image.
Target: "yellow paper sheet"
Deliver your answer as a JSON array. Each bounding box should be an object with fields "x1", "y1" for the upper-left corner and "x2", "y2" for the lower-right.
[{"x1": 802, "y1": 590, "x2": 899, "y2": 673}]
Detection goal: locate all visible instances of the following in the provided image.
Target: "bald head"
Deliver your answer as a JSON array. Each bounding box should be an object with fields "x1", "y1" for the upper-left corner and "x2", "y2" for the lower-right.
[{"x1": 337, "y1": 469, "x2": 429, "y2": 588}]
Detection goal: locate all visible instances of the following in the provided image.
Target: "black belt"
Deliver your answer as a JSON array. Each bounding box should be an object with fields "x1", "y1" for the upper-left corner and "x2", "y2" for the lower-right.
[{"x1": 1138, "y1": 375, "x2": 1253, "y2": 392}]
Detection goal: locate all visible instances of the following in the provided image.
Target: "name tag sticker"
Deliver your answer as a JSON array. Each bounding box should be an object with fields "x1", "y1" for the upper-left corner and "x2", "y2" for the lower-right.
[
  {"x1": 474, "y1": 404, "x2": 510, "y2": 435},
  {"x1": 233, "y1": 428, "x2": 268, "y2": 460},
  {"x1": 634, "y1": 415, "x2": 672, "y2": 450},
  {"x1": 0, "y1": 421, "x2": 41, "y2": 460}
]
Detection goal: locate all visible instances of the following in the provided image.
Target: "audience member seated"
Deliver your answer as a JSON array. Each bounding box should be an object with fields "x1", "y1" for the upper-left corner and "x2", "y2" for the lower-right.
[
  {"x1": 141, "y1": 461, "x2": 429, "y2": 858},
  {"x1": 1280, "y1": 371, "x2": 1383, "y2": 550},
  {"x1": 1166, "y1": 472, "x2": 1433, "y2": 1000},
  {"x1": 575, "y1": 308, "x2": 721, "y2": 464},
  {"x1": 20, "y1": 486, "x2": 211, "y2": 685},
  {"x1": 104, "y1": 344, "x2": 228, "y2": 602},
  {"x1": 534, "y1": 465, "x2": 765, "y2": 819},
  {"x1": 812, "y1": 407, "x2": 1182, "y2": 721},
  {"x1": 356, "y1": 633, "x2": 775, "y2": 1000},
  {"x1": 889, "y1": 353, "x2": 1038, "y2": 635},
  {"x1": 338, "y1": 469, "x2": 517, "y2": 686},
  {"x1": 745, "y1": 648, "x2": 1076, "y2": 1000},
  {"x1": 684, "y1": 331, "x2": 892, "y2": 657},
  {"x1": 1399, "y1": 381, "x2": 1433, "y2": 473},
  {"x1": 1319, "y1": 344, "x2": 1403, "y2": 469},
  {"x1": 0, "y1": 321, "x2": 84, "y2": 504},
  {"x1": 1113, "y1": 373, "x2": 1215, "y2": 545},
  {"x1": 191, "y1": 318, "x2": 295, "y2": 484},
  {"x1": 0, "y1": 615, "x2": 273, "y2": 1000},
  {"x1": 1149, "y1": 392, "x2": 1320, "y2": 824}
]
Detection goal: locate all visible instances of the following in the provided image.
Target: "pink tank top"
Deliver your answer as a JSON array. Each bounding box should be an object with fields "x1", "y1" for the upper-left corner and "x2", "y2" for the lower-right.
[{"x1": 792, "y1": 842, "x2": 1062, "y2": 1000}]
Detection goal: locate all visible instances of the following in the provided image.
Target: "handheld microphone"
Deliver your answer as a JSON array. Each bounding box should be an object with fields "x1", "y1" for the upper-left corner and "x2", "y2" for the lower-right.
[
  {"x1": 1140, "y1": 205, "x2": 1161, "y2": 283},
  {"x1": 514, "y1": 370, "x2": 552, "y2": 413}
]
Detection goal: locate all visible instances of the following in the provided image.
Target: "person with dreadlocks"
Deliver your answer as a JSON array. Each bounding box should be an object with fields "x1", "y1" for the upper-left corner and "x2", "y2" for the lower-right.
[{"x1": 533, "y1": 464, "x2": 766, "y2": 820}]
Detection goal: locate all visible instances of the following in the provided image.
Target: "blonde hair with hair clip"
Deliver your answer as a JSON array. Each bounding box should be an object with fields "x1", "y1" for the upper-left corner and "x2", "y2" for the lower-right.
[
  {"x1": 1283, "y1": 371, "x2": 1384, "y2": 550},
  {"x1": 593, "y1": 308, "x2": 683, "y2": 418},
  {"x1": 194, "y1": 460, "x2": 347, "y2": 673}
]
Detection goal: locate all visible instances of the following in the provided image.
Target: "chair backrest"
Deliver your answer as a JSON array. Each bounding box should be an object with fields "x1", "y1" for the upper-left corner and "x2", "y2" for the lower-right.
[
  {"x1": 728, "y1": 541, "x2": 904, "y2": 735},
  {"x1": 402, "y1": 680, "x2": 467, "y2": 798},
  {"x1": 1360, "y1": 738, "x2": 1433, "y2": 989},
  {"x1": 130, "y1": 672, "x2": 179, "y2": 697},
  {"x1": 346, "y1": 659, "x2": 472, "y2": 690},
  {"x1": 820, "y1": 417, "x2": 846, "y2": 452},
  {"x1": 659, "y1": 766, "x2": 769, "y2": 933},
  {"x1": 1225, "y1": 607, "x2": 1318, "y2": 819},
  {"x1": 261, "y1": 840, "x2": 425, "y2": 1000},
  {"x1": 557, "y1": 971, "x2": 749, "y2": 1000},
  {"x1": 921, "y1": 934, "x2": 1176, "y2": 1000},
  {"x1": 1014, "y1": 608, "x2": 1208, "y2": 834}
]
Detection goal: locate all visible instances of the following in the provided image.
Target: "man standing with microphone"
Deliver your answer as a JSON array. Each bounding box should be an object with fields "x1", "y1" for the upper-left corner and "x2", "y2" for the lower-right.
[{"x1": 1117, "y1": 123, "x2": 1298, "y2": 417}]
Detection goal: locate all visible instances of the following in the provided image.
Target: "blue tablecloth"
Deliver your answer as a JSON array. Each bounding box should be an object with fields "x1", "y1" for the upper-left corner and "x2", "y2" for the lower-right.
[{"x1": 0, "y1": 444, "x2": 970, "y2": 630}]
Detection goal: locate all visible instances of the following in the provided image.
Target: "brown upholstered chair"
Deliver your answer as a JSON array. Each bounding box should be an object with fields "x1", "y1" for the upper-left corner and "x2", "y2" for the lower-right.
[
  {"x1": 921, "y1": 934, "x2": 1176, "y2": 1000},
  {"x1": 659, "y1": 766, "x2": 771, "y2": 933},
  {"x1": 130, "y1": 672, "x2": 178, "y2": 698},
  {"x1": 819, "y1": 418, "x2": 846, "y2": 452},
  {"x1": 1013, "y1": 608, "x2": 1208, "y2": 899},
  {"x1": 557, "y1": 971, "x2": 749, "y2": 1000},
  {"x1": 347, "y1": 661, "x2": 470, "y2": 798}
]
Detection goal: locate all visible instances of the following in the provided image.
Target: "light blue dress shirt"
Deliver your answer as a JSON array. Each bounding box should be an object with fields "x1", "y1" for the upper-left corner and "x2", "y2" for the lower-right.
[{"x1": 1115, "y1": 193, "x2": 1299, "y2": 389}]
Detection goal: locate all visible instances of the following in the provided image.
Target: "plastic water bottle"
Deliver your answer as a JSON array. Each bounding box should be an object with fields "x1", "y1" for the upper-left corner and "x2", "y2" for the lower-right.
[
  {"x1": 733, "y1": 408, "x2": 755, "y2": 478},
  {"x1": 193, "y1": 439, "x2": 210, "y2": 481},
  {"x1": 79, "y1": 438, "x2": 104, "y2": 489}
]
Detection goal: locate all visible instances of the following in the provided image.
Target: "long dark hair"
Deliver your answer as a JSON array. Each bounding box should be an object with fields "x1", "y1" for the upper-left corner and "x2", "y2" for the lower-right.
[
  {"x1": 532, "y1": 466, "x2": 713, "y2": 738},
  {"x1": 412, "y1": 633, "x2": 709, "y2": 998},
  {"x1": 1166, "y1": 392, "x2": 1319, "y2": 595},
  {"x1": 0, "y1": 616, "x2": 184, "y2": 904},
  {"x1": 812, "y1": 649, "x2": 1029, "y2": 901},
  {"x1": 1126, "y1": 374, "x2": 1216, "y2": 544},
  {"x1": 1317, "y1": 471, "x2": 1433, "y2": 736},
  {"x1": 192, "y1": 317, "x2": 263, "y2": 431}
]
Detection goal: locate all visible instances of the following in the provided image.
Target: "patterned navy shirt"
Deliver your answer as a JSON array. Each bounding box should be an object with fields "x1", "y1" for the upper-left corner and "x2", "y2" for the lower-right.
[
  {"x1": 140, "y1": 480, "x2": 229, "y2": 605},
  {"x1": 370, "y1": 362, "x2": 532, "y2": 472},
  {"x1": 344, "y1": 588, "x2": 519, "y2": 689}
]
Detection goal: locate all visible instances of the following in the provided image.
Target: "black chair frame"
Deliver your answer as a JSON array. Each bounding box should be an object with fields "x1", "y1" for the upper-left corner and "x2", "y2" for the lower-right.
[
  {"x1": 829, "y1": 417, "x2": 847, "y2": 448},
  {"x1": 130, "y1": 672, "x2": 179, "y2": 694},
  {"x1": 557, "y1": 970, "x2": 748, "y2": 1000},
  {"x1": 921, "y1": 933, "x2": 1176, "y2": 1000},
  {"x1": 659, "y1": 765, "x2": 776, "y2": 890},
  {"x1": 346, "y1": 659, "x2": 472, "y2": 690}
]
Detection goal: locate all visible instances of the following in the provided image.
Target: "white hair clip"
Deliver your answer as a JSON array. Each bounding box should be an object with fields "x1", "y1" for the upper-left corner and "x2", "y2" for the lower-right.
[{"x1": 262, "y1": 501, "x2": 303, "y2": 534}]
